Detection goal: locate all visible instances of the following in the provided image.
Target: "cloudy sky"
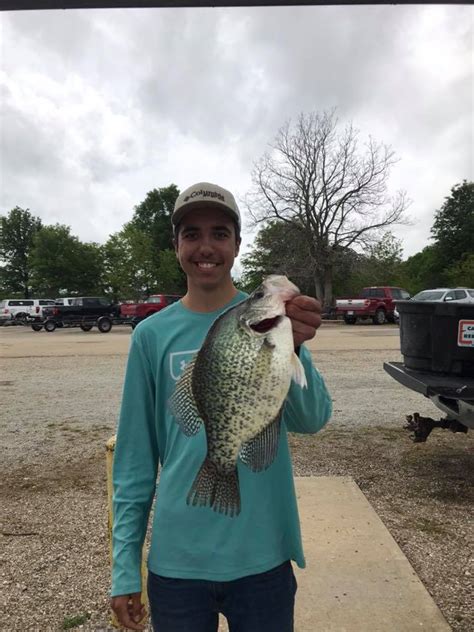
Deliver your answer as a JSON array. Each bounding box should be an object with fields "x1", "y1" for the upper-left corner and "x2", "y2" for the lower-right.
[{"x1": 1, "y1": 4, "x2": 472, "y2": 269}]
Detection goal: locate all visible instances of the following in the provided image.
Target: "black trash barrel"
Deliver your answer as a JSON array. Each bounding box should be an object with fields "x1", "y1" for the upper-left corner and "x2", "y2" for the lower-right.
[{"x1": 396, "y1": 300, "x2": 474, "y2": 377}]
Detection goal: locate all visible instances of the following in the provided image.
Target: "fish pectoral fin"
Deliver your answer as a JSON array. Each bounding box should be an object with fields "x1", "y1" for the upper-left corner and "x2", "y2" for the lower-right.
[
  {"x1": 291, "y1": 352, "x2": 307, "y2": 388},
  {"x1": 239, "y1": 413, "x2": 282, "y2": 473},
  {"x1": 169, "y1": 358, "x2": 203, "y2": 436}
]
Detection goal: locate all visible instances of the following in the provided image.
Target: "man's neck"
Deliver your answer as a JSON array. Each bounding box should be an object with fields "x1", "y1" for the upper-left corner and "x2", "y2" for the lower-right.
[{"x1": 182, "y1": 281, "x2": 239, "y2": 313}]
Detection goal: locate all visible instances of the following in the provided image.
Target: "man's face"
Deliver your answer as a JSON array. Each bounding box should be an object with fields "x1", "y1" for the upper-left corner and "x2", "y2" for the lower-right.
[{"x1": 174, "y1": 207, "x2": 240, "y2": 291}]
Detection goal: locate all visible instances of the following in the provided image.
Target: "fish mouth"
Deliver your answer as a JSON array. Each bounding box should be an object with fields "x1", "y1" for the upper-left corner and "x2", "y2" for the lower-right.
[{"x1": 249, "y1": 316, "x2": 281, "y2": 333}]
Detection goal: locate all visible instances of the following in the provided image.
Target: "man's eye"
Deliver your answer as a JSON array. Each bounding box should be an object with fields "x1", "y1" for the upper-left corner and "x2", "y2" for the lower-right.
[{"x1": 215, "y1": 232, "x2": 229, "y2": 239}]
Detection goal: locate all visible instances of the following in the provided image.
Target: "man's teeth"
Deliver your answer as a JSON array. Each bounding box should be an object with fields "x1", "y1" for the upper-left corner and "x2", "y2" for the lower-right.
[{"x1": 197, "y1": 263, "x2": 217, "y2": 268}]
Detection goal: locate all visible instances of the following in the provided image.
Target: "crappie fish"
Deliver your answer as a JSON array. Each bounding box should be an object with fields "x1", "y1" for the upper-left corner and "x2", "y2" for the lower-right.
[{"x1": 169, "y1": 275, "x2": 307, "y2": 517}]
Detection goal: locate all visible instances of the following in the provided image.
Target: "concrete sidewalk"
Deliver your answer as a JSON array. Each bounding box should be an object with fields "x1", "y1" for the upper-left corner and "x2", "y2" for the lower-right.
[
  {"x1": 217, "y1": 476, "x2": 450, "y2": 631},
  {"x1": 293, "y1": 476, "x2": 450, "y2": 631}
]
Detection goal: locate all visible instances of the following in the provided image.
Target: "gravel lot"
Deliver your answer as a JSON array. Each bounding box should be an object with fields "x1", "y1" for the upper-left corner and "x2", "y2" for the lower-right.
[{"x1": 0, "y1": 322, "x2": 472, "y2": 631}]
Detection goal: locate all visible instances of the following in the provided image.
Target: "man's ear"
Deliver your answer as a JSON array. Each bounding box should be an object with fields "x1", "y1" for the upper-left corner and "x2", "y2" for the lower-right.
[
  {"x1": 173, "y1": 237, "x2": 178, "y2": 257},
  {"x1": 235, "y1": 238, "x2": 241, "y2": 257}
]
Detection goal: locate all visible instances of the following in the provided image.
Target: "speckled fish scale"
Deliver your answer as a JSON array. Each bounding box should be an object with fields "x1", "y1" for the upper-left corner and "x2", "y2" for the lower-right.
[{"x1": 169, "y1": 275, "x2": 306, "y2": 517}]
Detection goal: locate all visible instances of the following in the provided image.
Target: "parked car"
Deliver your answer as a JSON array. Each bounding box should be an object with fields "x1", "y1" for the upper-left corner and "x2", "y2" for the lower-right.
[
  {"x1": 410, "y1": 288, "x2": 474, "y2": 303},
  {"x1": 0, "y1": 298, "x2": 56, "y2": 324},
  {"x1": 335, "y1": 286, "x2": 411, "y2": 325},
  {"x1": 120, "y1": 294, "x2": 182, "y2": 327},
  {"x1": 39, "y1": 296, "x2": 121, "y2": 332}
]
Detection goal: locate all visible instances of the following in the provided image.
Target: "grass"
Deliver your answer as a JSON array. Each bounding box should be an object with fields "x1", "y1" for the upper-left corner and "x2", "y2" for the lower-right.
[
  {"x1": 62, "y1": 612, "x2": 90, "y2": 629},
  {"x1": 405, "y1": 516, "x2": 449, "y2": 537}
]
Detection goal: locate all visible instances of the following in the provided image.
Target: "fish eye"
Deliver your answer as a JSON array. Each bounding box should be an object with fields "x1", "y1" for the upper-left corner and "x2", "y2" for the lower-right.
[{"x1": 253, "y1": 290, "x2": 265, "y2": 300}]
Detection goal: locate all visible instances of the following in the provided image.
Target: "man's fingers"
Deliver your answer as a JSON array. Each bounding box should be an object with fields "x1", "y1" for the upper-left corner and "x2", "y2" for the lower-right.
[
  {"x1": 286, "y1": 300, "x2": 321, "y2": 329},
  {"x1": 285, "y1": 295, "x2": 322, "y2": 347},
  {"x1": 111, "y1": 595, "x2": 146, "y2": 631},
  {"x1": 291, "y1": 319, "x2": 316, "y2": 348},
  {"x1": 130, "y1": 594, "x2": 146, "y2": 622},
  {"x1": 289, "y1": 295, "x2": 322, "y2": 312}
]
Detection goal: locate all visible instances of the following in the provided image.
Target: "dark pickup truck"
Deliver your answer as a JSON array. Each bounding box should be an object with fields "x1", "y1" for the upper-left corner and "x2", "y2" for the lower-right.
[{"x1": 35, "y1": 297, "x2": 121, "y2": 333}]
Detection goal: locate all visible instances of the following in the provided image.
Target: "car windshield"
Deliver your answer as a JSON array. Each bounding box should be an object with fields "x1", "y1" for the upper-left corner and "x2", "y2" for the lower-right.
[
  {"x1": 147, "y1": 297, "x2": 162, "y2": 304},
  {"x1": 469, "y1": 290, "x2": 474, "y2": 298},
  {"x1": 412, "y1": 290, "x2": 446, "y2": 301}
]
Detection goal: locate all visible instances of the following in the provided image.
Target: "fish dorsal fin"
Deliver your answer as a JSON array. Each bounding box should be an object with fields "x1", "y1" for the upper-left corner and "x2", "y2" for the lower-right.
[
  {"x1": 292, "y1": 352, "x2": 307, "y2": 388},
  {"x1": 169, "y1": 358, "x2": 203, "y2": 436},
  {"x1": 239, "y1": 412, "x2": 282, "y2": 472}
]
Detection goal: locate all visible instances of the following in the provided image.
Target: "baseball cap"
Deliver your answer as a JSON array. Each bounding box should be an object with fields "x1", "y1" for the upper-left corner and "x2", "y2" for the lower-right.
[{"x1": 172, "y1": 182, "x2": 241, "y2": 230}]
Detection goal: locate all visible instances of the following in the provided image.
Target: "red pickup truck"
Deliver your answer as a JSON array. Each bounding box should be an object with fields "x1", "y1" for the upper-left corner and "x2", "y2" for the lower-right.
[
  {"x1": 120, "y1": 294, "x2": 182, "y2": 326},
  {"x1": 336, "y1": 286, "x2": 411, "y2": 325}
]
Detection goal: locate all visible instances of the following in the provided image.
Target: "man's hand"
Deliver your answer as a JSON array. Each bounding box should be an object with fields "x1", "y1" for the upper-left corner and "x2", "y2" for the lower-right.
[
  {"x1": 286, "y1": 295, "x2": 322, "y2": 349},
  {"x1": 110, "y1": 593, "x2": 146, "y2": 631}
]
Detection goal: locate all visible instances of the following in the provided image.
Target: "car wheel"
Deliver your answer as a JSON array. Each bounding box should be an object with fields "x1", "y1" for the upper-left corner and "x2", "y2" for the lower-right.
[
  {"x1": 14, "y1": 312, "x2": 28, "y2": 321},
  {"x1": 80, "y1": 323, "x2": 93, "y2": 332},
  {"x1": 373, "y1": 309, "x2": 386, "y2": 325},
  {"x1": 344, "y1": 316, "x2": 357, "y2": 325},
  {"x1": 31, "y1": 323, "x2": 43, "y2": 331},
  {"x1": 97, "y1": 316, "x2": 112, "y2": 333},
  {"x1": 44, "y1": 319, "x2": 57, "y2": 332}
]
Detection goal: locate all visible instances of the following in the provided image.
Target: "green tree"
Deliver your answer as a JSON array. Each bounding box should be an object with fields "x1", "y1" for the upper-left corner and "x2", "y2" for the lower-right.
[
  {"x1": 30, "y1": 224, "x2": 103, "y2": 296},
  {"x1": 130, "y1": 185, "x2": 179, "y2": 257},
  {"x1": 443, "y1": 253, "x2": 474, "y2": 287},
  {"x1": 240, "y1": 221, "x2": 315, "y2": 295},
  {"x1": 0, "y1": 207, "x2": 42, "y2": 297},
  {"x1": 156, "y1": 249, "x2": 187, "y2": 294},
  {"x1": 396, "y1": 245, "x2": 444, "y2": 294},
  {"x1": 102, "y1": 224, "x2": 156, "y2": 300},
  {"x1": 101, "y1": 232, "x2": 133, "y2": 302},
  {"x1": 431, "y1": 180, "x2": 474, "y2": 263},
  {"x1": 247, "y1": 109, "x2": 409, "y2": 306}
]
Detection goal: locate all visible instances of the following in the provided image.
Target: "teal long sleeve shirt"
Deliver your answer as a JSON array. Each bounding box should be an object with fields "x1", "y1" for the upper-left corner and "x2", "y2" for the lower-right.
[{"x1": 111, "y1": 293, "x2": 332, "y2": 597}]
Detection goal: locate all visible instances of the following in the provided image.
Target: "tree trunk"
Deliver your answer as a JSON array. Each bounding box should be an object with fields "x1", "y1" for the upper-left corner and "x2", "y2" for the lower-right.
[
  {"x1": 324, "y1": 267, "x2": 333, "y2": 308},
  {"x1": 314, "y1": 275, "x2": 324, "y2": 303}
]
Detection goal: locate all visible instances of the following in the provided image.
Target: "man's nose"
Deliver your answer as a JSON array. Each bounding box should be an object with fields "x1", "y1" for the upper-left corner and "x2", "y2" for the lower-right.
[{"x1": 197, "y1": 236, "x2": 214, "y2": 256}]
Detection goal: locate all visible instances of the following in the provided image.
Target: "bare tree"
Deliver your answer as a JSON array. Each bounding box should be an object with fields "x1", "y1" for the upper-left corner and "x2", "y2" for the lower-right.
[{"x1": 246, "y1": 109, "x2": 410, "y2": 306}]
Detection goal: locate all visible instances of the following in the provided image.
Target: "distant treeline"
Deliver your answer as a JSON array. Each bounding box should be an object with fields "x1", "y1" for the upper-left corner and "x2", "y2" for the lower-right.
[{"x1": 0, "y1": 181, "x2": 472, "y2": 303}]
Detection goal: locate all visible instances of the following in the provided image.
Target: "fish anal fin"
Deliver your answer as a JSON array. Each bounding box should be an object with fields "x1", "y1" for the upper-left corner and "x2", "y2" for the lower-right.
[
  {"x1": 292, "y1": 352, "x2": 307, "y2": 388},
  {"x1": 239, "y1": 413, "x2": 282, "y2": 473},
  {"x1": 169, "y1": 358, "x2": 203, "y2": 436},
  {"x1": 187, "y1": 458, "x2": 241, "y2": 517}
]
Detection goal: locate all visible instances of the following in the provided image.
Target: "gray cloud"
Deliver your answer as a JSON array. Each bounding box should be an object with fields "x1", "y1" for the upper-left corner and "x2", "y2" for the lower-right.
[{"x1": 0, "y1": 5, "x2": 472, "y2": 259}]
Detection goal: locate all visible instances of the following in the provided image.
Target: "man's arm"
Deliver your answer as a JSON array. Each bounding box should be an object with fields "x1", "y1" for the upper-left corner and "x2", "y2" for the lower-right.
[
  {"x1": 284, "y1": 344, "x2": 332, "y2": 433},
  {"x1": 111, "y1": 333, "x2": 159, "y2": 600}
]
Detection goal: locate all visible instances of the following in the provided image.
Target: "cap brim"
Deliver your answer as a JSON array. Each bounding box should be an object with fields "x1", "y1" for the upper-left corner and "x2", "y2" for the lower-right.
[{"x1": 172, "y1": 201, "x2": 240, "y2": 227}]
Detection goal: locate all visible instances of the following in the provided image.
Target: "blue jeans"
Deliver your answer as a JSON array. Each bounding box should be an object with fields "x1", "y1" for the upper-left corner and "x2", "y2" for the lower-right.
[{"x1": 147, "y1": 560, "x2": 297, "y2": 632}]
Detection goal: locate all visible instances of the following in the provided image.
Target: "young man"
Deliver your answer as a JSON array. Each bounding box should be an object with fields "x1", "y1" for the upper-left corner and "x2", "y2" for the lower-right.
[{"x1": 110, "y1": 182, "x2": 332, "y2": 631}]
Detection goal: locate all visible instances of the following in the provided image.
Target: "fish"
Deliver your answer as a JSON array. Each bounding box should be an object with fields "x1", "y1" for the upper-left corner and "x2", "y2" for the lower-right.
[{"x1": 169, "y1": 275, "x2": 307, "y2": 517}]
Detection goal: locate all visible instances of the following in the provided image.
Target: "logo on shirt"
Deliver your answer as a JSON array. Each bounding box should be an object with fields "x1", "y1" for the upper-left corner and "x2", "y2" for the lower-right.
[{"x1": 169, "y1": 350, "x2": 199, "y2": 381}]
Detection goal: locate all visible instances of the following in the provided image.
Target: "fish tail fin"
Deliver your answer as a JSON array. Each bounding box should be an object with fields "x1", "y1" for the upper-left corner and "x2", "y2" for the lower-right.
[{"x1": 187, "y1": 458, "x2": 241, "y2": 517}]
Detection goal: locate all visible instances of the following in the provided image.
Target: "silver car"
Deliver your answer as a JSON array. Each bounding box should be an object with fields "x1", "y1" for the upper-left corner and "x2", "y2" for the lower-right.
[{"x1": 411, "y1": 288, "x2": 474, "y2": 303}]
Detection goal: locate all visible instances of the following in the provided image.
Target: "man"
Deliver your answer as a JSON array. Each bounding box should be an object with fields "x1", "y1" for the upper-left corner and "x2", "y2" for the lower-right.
[{"x1": 110, "y1": 182, "x2": 332, "y2": 631}]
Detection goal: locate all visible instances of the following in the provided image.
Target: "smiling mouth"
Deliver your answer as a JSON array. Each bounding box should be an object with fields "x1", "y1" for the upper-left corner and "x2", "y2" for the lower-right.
[
  {"x1": 250, "y1": 316, "x2": 281, "y2": 333},
  {"x1": 195, "y1": 262, "x2": 218, "y2": 269}
]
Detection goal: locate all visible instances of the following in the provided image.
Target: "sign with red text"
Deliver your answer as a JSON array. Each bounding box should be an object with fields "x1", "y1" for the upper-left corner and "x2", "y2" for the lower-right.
[{"x1": 458, "y1": 320, "x2": 474, "y2": 347}]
